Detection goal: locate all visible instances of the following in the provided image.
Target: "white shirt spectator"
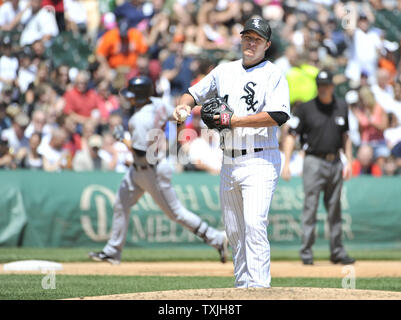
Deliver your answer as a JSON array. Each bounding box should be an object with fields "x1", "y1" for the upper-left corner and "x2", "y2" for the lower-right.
[
  {"x1": 371, "y1": 84, "x2": 401, "y2": 123},
  {"x1": 38, "y1": 141, "x2": 67, "y2": 169},
  {"x1": 384, "y1": 126, "x2": 401, "y2": 150},
  {"x1": 0, "y1": 54, "x2": 18, "y2": 93},
  {"x1": 345, "y1": 28, "x2": 383, "y2": 83},
  {"x1": 0, "y1": 0, "x2": 28, "y2": 28},
  {"x1": 19, "y1": 6, "x2": 59, "y2": 46},
  {"x1": 112, "y1": 141, "x2": 133, "y2": 173},
  {"x1": 1, "y1": 126, "x2": 29, "y2": 152},
  {"x1": 17, "y1": 64, "x2": 36, "y2": 93},
  {"x1": 64, "y1": 0, "x2": 87, "y2": 26},
  {"x1": 188, "y1": 136, "x2": 222, "y2": 174}
]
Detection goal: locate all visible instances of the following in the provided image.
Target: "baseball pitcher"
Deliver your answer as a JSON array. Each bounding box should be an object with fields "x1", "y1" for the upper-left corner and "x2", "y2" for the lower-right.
[{"x1": 174, "y1": 18, "x2": 291, "y2": 288}]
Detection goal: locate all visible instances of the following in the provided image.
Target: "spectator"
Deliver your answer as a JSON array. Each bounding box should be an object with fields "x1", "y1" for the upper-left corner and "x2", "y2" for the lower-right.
[
  {"x1": 382, "y1": 155, "x2": 400, "y2": 176},
  {"x1": 18, "y1": 131, "x2": 43, "y2": 169},
  {"x1": 97, "y1": 132, "x2": 118, "y2": 171},
  {"x1": 274, "y1": 44, "x2": 298, "y2": 75},
  {"x1": 352, "y1": 143, "x2": 382, "y2": 177},
  {"x1": 30, "y1": 39, "x2": 49, "y2": 66},
  {"x1": 105, "y1": 113, "x2": 133, "y2": 172},
  {"x1": 344, "y1": 12, "x2": 383, "y2": 84},
  {"x1": 64, "y1": 0, "x2": 87, "y2": 34},
  {"x1": 353, "y1": 86, "x2": 389, "y2": 167},
  {"x1": 55, "y1": 113, "x2": 81, "y2": 160},
  {"x1": 0, "y1": 103, "x2": 12, "y2": 133},
  {"x1": 72, "y1": 134, "x2": 109, "y2": 171},
  {"x1": 0, "y1": 0, "x2": 29, "y2": 31},
  {"x1": 41, "y1": 0, "x2": 65, "y2": 32},
  {"x1": 0, "y1": 35, "x2": 19, "y2": 94},
  {"x1": 97, "y1": 11, "x2": 117, "y2": 40},
  {"x1": 62, "y1": 70, "x2": 102, "y2": 128},
  {"x1": 79, "y1": 118, "x2": 97, "y2": 152},
  {"x1": 186, "y1": 120, "x2": 222, "y2": 175},
  {"x1": 24, "y1": 109, "x2": 52, "y2": 139},
  {"x1": 1, "y1": 111, "x2": 30, "y2": 163},
  {"x1": 345, "y1": 90, "x2": 361, "y2": 153},
  {"x1": 16, "y1": 47, "x2": 36, "y2": 94},
  {"x1": 24, "y1": 61, "x2": 51, "y2": 117},
  {"x1": 113, "y1": 0, "x2": 154, "y2": 29},
  {"x1": 0, "y1": 136, "x2": 15, "y2": 169},
  {"x1": 50, "y1": 64, "x2": 72, "y2": 97},
  {"x1": 384, "y1": 112, "x2": 401, "y2": 160},
  {"x1": 371, "y1": 68, "x2": 401, "y2": 123},
  {"x1": 195, "y1": 0, "x2": 233, "y2": 51},
  {"x1": 161, "y1": 38, "x2": 194, "y2": 100},
  {"x1": 96, "y1": 18, "x2": 148, "y2": 71},
  {"x1": 286, "y1": 51, "x2": 319, "y2": 107},
  {"x1": 19, "y1": 0, "x2": 59, "y2": 47},
  {"x1": 96, "y1": 79, "x2": 119, "y2": 125},
  {"x1": 39, "y1": 127, "x2": 69, "y2": 171}
]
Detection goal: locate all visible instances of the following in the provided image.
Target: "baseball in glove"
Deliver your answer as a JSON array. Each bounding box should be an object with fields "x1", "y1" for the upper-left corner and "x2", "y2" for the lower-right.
[{"x1": 201, "y1": 97, "x2": 234, "y2": 131}]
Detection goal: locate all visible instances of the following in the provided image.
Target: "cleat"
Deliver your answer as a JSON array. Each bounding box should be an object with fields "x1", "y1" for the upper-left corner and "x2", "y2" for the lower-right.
[
  {"x1": 217, "y1": 236, "x2": 229, "y2": 263},
  {"x1": 88, "y1": 251, "x2": 120, "y2": 265},
  {"x1": 302, "y1": 258, "x2": 314, "y2": 265},
  {"x1": 330, "y1": 255, "x2": 355, "y2": 265}
]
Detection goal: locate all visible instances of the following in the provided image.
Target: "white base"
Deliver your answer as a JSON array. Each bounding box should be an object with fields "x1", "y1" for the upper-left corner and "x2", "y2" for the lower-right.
[{"x1": 3, "y1": 260, "x2": 63, "y2": 272}]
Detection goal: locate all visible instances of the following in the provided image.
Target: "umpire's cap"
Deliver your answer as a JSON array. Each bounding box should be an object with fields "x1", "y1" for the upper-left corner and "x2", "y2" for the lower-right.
[
  {"x1": 316, "y1": 69, "x2": 334, "y2": 85},
  {"x1": 120, "y1": 76, "x2": 153, "y2": 104},
  {"x1": 240, "y1": 18, "x2": 272, "y2": 41}
]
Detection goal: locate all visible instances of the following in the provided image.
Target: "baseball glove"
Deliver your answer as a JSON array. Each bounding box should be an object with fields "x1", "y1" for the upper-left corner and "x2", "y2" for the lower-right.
[{"x1": 201, "y1": 97, "x2": 234, "y2": 131}]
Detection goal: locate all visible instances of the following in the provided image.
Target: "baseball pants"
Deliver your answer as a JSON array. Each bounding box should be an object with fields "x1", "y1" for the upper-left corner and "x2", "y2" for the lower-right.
[
  {"x1": 103, "y1": 159, "x2": 225, "y2": 260},
  {"x1": 220, "y1": 149, "x2": 281, "y2": 288},
  {"x1": 300, "y1": 155, "x2": 347, "y2": 261}
]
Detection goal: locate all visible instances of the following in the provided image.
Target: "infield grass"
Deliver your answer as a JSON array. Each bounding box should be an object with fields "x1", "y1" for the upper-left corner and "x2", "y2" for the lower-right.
[
  {"x1": 1, "y1": 247, "x2": 400, "y2": 263},
  {"x1": 1, "y1": 274, "x2": 401, "y2": 300}
]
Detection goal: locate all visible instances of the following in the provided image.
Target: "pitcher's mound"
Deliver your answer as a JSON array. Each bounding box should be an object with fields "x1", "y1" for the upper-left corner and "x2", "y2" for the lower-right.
[{"x1": 71, "y1": 287, "x2": 401, "y2": 300}]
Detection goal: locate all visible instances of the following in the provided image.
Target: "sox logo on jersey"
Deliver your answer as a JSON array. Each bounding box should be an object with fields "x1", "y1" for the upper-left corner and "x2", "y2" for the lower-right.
[{"x1": 241, "y1": 82, "x2": 258, "y2": 112}]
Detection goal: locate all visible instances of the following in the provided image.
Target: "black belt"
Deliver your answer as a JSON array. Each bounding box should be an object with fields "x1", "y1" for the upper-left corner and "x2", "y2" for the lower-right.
[
  {"x1": 224, "y1": 148, "x2": 264, "y2": 158},
  {"x1": 307, "y1": 152, "x2": 339, "y2": 162},
  {"x1": 133, "y1": 163, "x2": 155, "y2": 171}
]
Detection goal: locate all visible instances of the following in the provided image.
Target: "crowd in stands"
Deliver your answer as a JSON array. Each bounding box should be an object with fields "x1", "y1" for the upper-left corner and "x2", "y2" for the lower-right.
[{"x1": 0, "y1": 0, "x2": 400, "y2": 177}]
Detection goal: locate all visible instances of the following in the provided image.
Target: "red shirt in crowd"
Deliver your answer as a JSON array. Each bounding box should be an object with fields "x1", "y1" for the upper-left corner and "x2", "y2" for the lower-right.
[
  {"x1": 41, "y1": 0, "x2": 64, "y2": 12},
  {"x1": 63, "y1": 87, "x2": 101, "y2": 118}
]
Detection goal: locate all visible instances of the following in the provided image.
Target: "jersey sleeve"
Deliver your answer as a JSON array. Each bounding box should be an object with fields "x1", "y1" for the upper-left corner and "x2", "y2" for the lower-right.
[
  {"x1": 188, "y1": 66, "x2": 219, "y2": 104},
  {"x1": 262, "y1": 72, "x2": 291, "y2": 116}
]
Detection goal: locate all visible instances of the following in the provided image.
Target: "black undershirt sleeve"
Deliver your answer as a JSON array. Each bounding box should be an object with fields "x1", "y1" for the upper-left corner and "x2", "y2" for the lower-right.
[
  {"x1": 266, "y1": 111, "x2": 289, "y2": 126},
  {"x1": 185, "y1": 90, "x2": 197, "y2": 105}
]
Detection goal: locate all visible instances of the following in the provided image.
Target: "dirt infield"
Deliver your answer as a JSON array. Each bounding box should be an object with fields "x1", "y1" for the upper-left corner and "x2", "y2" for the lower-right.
[
  {"x1": 3, "y1": 261, "x2": 401, "y2": 299},
  {"x1": 68, "y1": 287, "x2": 401, "y2": 300},
  {"x1": 46, "y1": 260, "x2": 401, "y2": 278}
]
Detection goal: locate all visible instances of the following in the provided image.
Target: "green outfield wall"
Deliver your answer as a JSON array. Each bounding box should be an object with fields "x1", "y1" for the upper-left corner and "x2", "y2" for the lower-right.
[{"x1": 1, "y1": 170, "x2": 401, "y2": 249}]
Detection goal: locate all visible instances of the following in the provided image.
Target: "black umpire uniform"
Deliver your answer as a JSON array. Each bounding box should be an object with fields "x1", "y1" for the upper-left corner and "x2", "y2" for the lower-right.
[{"x1": 282, "y1": 70, "x2": 355, "y2": 265}]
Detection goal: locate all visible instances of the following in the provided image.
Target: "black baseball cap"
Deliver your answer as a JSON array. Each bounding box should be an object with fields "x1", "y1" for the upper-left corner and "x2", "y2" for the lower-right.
[
  {"x1": 240, "y1": 18, "x2": 272, "y2": 41},
  {"x1": 316, "y1": 70, "x2": 333, "y2": 85}
]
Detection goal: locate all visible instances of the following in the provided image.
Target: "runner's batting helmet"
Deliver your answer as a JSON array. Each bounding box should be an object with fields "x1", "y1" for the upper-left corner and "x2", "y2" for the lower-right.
[{"x1": 120, "y1": 76, "x2": 153, "y2": 104}]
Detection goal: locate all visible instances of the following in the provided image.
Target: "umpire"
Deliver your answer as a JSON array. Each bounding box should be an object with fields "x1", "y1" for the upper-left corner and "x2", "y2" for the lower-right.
[{"x1": 282, "y1": 69, "x2": 355, "y2": 265}]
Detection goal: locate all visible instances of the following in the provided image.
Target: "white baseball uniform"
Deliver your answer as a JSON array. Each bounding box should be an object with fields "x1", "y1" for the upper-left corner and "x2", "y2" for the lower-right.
[
  {"x1": 188, "y1": 59, "x2": 290, "y2": 287},
  {"x1": 102, "y1": 97, "x2": 226, "y2": 260}
]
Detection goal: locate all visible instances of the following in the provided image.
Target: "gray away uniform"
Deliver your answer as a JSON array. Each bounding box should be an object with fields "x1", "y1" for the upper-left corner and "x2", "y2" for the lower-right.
[{"x1": 102, "y1": 97, "x2": 226, "y2": 260}]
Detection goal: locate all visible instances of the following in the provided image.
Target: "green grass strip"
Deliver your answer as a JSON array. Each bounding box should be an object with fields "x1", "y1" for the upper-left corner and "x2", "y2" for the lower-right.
[
  {"x1": 1, "y1": 275, "x2": 401, "y2": 300},
  {"x1": 1, "y1": 247, "x2": 400, "y2": 263}
]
